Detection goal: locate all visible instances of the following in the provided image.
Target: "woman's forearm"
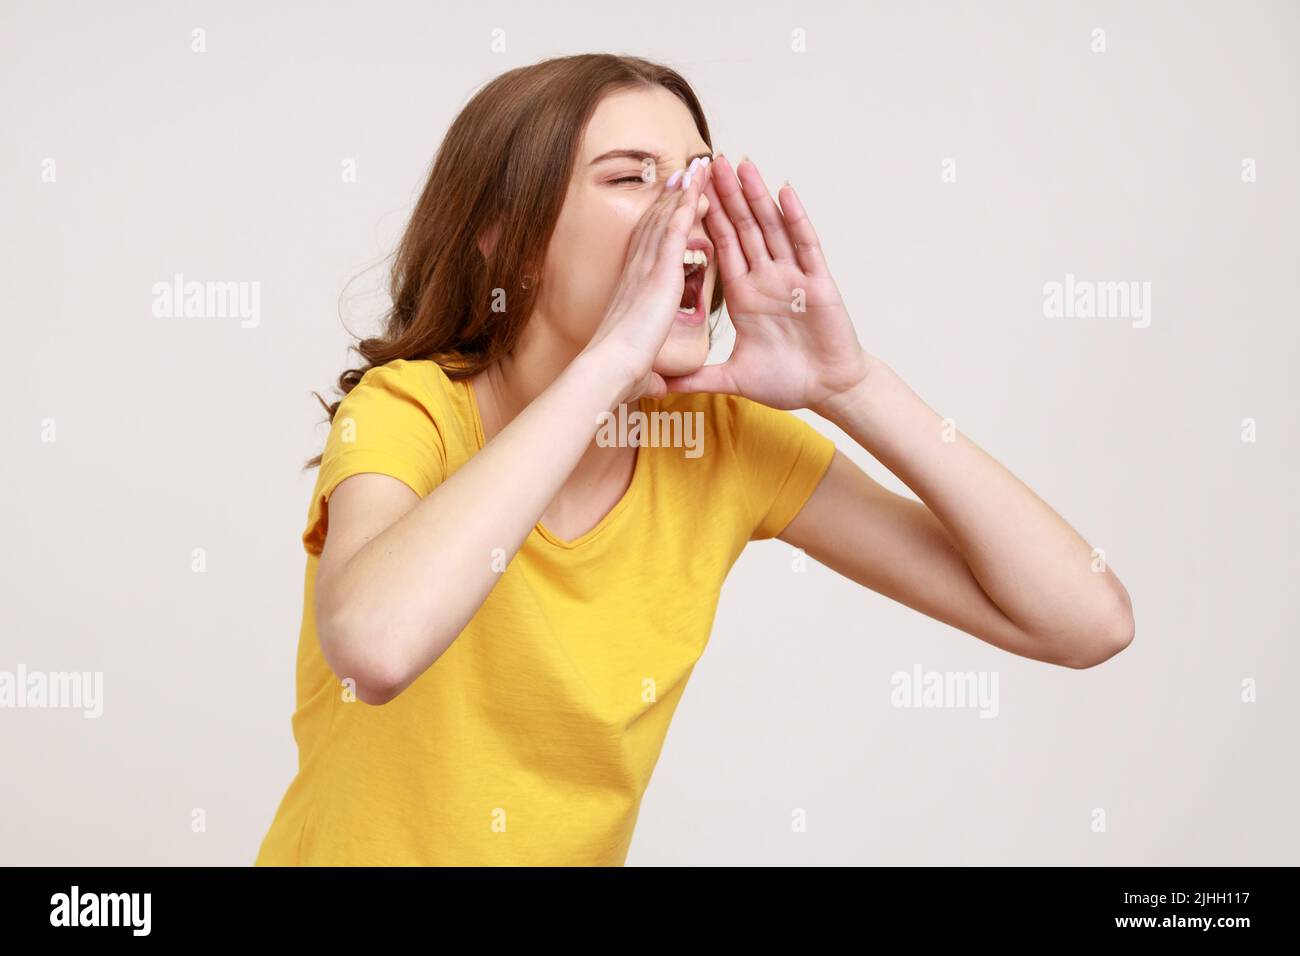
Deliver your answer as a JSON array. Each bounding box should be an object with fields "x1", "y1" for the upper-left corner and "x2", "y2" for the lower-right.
[
  {"x1": 813, "y1": 354, "x2": 1135, "y2": 664},
  {"x1": 320, "y1": 348, "x2": 626, "y2": 698},
  {"x1": 322, "y1": 165, "x2": 710, "y2": 703}
]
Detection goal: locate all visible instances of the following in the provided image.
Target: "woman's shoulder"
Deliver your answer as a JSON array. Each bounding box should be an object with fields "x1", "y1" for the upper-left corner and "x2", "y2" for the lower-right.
[
  {"x1": 328, "y1": 356, "x2": 481, "y2": 461},
  {"x1": 351, "y1": 356, "x2": 459, "y2": 401},
  {"x1": 639, "y1": 390, "x2": 836, "y2": 540},
  {"x1": 338, "y1": 357, "x2": 475, "y2": 428}
]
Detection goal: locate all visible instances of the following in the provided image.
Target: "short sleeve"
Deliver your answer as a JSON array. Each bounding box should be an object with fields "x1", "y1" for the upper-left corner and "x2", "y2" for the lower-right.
[
  {"x1": 303, "y1": 363, "x2": 448, "y2": 556},
  {"x1": 726, "y1": 396, "x2": 837, "y2": 540}
]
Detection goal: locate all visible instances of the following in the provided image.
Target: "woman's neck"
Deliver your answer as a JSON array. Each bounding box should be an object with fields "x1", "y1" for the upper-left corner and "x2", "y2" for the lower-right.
[
  {"x1": 470, "y1": 327, "x2": 636, "y2": 490},
  {"x1": 472, "y1": 317, "x2": 621, "y2": 440}
]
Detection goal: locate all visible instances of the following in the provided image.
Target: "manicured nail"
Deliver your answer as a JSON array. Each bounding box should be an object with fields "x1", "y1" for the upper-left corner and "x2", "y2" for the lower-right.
[
  {"x1": 683, "y1": 170, "x2": 693, "y2": 189},
  {"x1": 667, "y1": 170, "x2": 683, "y2": 188}
]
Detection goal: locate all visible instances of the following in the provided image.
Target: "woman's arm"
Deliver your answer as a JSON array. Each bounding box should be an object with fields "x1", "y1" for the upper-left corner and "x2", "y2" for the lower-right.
[
  {"x1": 316, "y1": 159, "x2": 714, "y2": 705},
  {"x1": 779, "y1": 358, "x2": 1134, "y2": 668},
  {"x1": 667, "y1": 153, "x2": 1133, "y2": 668},
  {"x1": 316, "y1": 354, "x2": 622, "y2": 705}
]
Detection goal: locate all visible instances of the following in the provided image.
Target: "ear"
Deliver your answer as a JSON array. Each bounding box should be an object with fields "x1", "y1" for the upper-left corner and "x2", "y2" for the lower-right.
[{"x1": 477, "y1": 221, "x2": 501, "y2": 262}]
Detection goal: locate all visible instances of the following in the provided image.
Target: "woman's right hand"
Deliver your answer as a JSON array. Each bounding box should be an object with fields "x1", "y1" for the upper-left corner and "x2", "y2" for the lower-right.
[{"x1": 581, "y1": 156, "x2": 713, "y2": 403}]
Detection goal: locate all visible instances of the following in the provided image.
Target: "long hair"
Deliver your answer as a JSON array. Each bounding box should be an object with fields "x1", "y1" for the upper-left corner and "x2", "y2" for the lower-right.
[{"x1": 306, "y1": 54, "x2": 723, "y2": 468}]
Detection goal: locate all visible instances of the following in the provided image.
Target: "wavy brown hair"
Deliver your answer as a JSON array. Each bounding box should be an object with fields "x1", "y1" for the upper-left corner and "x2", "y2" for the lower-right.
[{"x1": 306, "y1": 53, "x2": 724, "y2": 468}]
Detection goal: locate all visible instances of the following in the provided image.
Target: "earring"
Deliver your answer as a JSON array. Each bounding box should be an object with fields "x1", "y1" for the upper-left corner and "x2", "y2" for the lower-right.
[{"x1": 520, "y1": 273, "x2": 535, "y2": 289}]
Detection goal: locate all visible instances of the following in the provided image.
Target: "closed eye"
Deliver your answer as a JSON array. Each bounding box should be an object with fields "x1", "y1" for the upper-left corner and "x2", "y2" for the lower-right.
[{"x1": 611, "y1": 175, "x2": 653, "y2": 185}]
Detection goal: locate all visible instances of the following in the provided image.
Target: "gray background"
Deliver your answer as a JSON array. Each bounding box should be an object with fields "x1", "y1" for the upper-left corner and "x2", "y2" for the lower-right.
[{"x1": 2, "y1": 0, "x2": 1296, "y2": 865}]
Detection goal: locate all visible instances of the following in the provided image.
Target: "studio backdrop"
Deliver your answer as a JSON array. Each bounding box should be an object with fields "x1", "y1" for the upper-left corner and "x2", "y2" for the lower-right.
[{"x1": 1, "y1": 0, "x2": 1296, "y2": 865}]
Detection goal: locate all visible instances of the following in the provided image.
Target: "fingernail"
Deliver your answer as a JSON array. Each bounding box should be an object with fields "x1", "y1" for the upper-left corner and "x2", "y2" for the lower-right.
[
  {"x1": 667, "y1": 169, "x2": 683, "y2": 188},
  {"x1": 683, "y1": 170, "x2": 693, "y2": 189},
  {"x1": 700, "y1": 156, "x2": 711, "y2": 167}
]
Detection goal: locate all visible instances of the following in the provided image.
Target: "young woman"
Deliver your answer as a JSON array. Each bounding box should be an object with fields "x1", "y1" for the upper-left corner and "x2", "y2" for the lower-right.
[{"x1": 254, "y1": 54, "x2": 1134, "y2": 867}]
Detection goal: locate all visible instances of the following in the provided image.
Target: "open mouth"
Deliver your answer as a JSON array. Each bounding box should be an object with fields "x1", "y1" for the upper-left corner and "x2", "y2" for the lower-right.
[{"x1": 678, "y1": 243, "x2": 710, "y2": 318}]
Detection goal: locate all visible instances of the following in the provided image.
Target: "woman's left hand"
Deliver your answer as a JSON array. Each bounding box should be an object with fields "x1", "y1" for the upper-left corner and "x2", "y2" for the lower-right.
[{"x1": 663, "y1": 154, "x2": 872, "y2": 413}]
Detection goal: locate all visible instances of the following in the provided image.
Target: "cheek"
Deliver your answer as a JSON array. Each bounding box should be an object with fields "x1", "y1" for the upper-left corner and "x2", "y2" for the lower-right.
[
  {"x1": 600, "y1": 193, "x2": 653, "y2": 274},
  {"x1": 551, "y1": 193, "x2": 653, "y2": 315}
]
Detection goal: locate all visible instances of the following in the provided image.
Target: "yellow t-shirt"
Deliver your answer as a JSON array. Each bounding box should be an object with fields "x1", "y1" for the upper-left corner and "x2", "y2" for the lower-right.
[{"x1": 254, "y1": 357, "x2": 836, "y2": 866}]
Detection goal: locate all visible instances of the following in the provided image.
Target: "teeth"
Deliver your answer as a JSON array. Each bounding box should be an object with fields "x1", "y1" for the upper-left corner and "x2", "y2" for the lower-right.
[
  {"x1": 682, "y1": 248, "x2": 708, "y2": 273},
  {"x1": 679, "y1": 306, "x2": 696, "y2": 314}
]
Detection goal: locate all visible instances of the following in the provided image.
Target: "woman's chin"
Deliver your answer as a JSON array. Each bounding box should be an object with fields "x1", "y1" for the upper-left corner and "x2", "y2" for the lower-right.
[{"x1": 653, "y1": 323, "x2": 711, "y2": 380}]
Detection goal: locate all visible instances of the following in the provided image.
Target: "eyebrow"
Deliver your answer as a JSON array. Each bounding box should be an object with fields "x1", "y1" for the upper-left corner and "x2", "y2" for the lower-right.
[{"x1": 587, "y1": 148, "x2": 713, "y2": 167}]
